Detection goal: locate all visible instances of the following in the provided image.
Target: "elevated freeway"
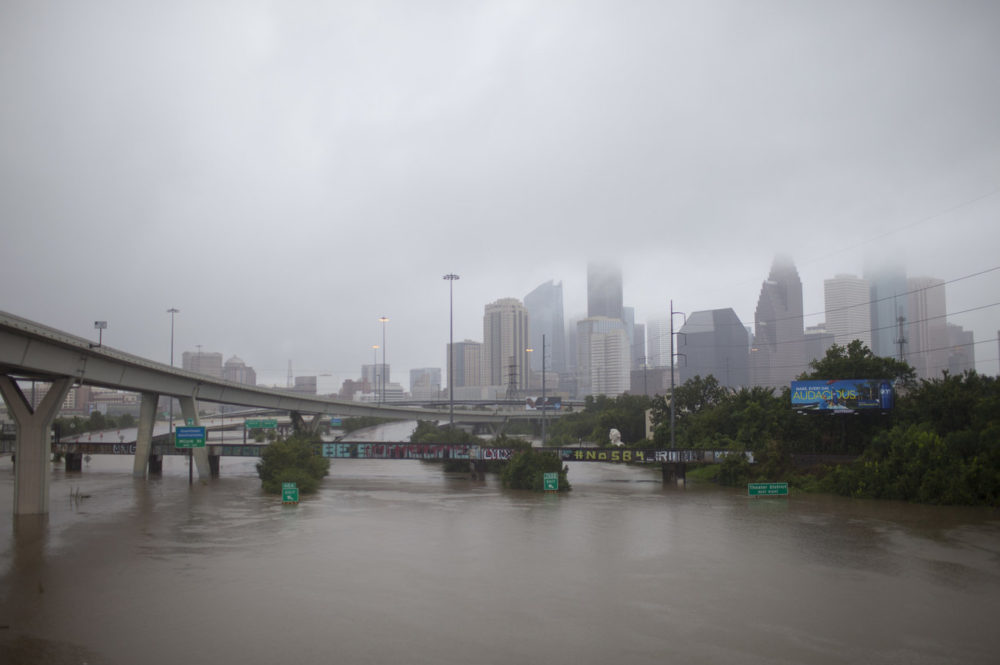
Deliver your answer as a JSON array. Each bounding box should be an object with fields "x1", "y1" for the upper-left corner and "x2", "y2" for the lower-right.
[{"x1": 0, "y1": 310, "x2": 558, "y2": 515}]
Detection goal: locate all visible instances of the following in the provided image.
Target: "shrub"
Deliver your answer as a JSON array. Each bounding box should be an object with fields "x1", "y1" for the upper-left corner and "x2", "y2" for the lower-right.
[
  {"x1": 256, "y1": 435, "x2": 330, "y2": 494},
  {"x1": 500, "y1": 449, "x2": 570, "y2": 492}
]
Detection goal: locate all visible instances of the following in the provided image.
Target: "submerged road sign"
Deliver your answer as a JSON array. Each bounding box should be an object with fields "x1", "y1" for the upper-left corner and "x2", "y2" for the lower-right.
[
  {"x1": 174, "y1": 426, "x2": 206, "y2": 448},
  {"x1": 543, "y1": 472, "x2": 559, "y2": 491},
  {"x1": 748, "y1": 482, "x2": 788, "y2": 497},
  {"x1": 282, "y1": 482, "x2": 299, "y2": 504}
]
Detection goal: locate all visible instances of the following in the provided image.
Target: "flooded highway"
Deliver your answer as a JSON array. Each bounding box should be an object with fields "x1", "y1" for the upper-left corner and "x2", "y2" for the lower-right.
[{"x1": 2, "y1": 448, "x2": 999, "y2": 664}]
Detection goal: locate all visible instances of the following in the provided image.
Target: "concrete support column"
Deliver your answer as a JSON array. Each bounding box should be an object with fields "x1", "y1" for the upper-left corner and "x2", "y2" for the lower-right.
[
  {"x1": 0, "y1": 376, "x2": 73, "y2": 515},
  {"x1": 64, "y1": 453, "x2": 83, "y2": 472},
  {"x1": 290, "y1": 411, "x2": 323, "y2": 435},
  {"x1": 661, "y1": 462, "x2": 687, "y2": 488},
  {"x1": 178, "y1": 396, "x2": 211, "y2": 479},
  {"x1": 132, "y1": 392, "x2": 159, "y2": 478}
]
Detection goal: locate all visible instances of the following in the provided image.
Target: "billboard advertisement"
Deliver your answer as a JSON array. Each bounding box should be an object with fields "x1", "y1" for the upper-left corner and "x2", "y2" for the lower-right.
[
  {"x1": 790, "y1": 379, "x2": 894, "y2": 412},
  {"x1": 525, "y1": 396, "x2": 562, "y2": 411}
]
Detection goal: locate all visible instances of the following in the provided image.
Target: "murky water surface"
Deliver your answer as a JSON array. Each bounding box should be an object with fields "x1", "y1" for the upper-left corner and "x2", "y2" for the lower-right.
[{"x1": 2, "y1": 445, "x2": 999, "y2": 664}]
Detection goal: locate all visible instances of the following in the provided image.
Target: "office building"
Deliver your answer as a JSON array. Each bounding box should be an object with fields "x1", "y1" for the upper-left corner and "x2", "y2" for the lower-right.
[
  {"x1": 865, "y1": 262, "x2": 908, "y2": 359},
  {"x1": 587, "y1": 261, "x2": 623, "y2": 321},
  {"x1": 907, "y1": 276, "x2": 948, "y2": 379},
  {"x1": 223, "y1": 355, "x2": 257, "y2": 386},
  {"x1": 577, "y1": 316, "x2": 629, "y2": 397},
  {"x1": 483, "y1": 298, "x2": 530, "y2": 390},
  {"x1": 678, "y1": 308, "x2": 750, "y2": 389},
  {"x1": 824, "y1": 274, "x2": 872, "y2": 349},
  {"x1": 750, "y1": 256, "x2": 805, "y2": 389},
  {"x1": 524, "y1": 280, "x2": 567, "y2": 374},
  {"x1": 410, "y1": 367, "x2": 442, "y2": 400},
  {"x1": 646, "y1": 317, "x2": 671, "y2": 368},
  {"x1": 946, "y1": 324, "x2": 975, "y2": 375},
  {"x1": 448, "y1": 340, "x2": 483, "y2": 389},
  {"x1": 182, "y1": 350, "x2": 223, "y2": 379}
]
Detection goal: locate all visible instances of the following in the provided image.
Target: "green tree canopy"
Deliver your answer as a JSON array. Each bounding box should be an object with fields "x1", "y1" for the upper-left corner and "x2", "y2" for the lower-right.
[
  {"x1": 801, "y1": 340, "x2": 915, "y2": 384},
  {"x1": 256, "y1": 434, "x2": 330, "y2": 494}
]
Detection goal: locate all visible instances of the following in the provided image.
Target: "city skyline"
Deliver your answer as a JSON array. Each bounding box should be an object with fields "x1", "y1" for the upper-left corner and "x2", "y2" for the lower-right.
[
  {"x1": 166, "y1": 254, "x2": 991, "y2": 396},
  {"x1": 2, "y1": 2, "x2": 999, "y2": 392}
]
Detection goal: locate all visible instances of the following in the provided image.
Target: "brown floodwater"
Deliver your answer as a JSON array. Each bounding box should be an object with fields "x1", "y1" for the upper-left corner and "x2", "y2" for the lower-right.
[{"x1": 1, "y1": 451, "x2": 999, "y2": 664}]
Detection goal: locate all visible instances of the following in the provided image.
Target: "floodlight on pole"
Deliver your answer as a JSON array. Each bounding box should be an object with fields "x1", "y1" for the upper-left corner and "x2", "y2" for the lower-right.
[
  {"x1": 166, "y1": 308, "x2": 179, "y2": 451},
  {"x1": 379, "y1": 316, "x2": 389, "y2": 404},
  {"x1": 443, "y1": 273, "x2": 459, "y2": 428}
]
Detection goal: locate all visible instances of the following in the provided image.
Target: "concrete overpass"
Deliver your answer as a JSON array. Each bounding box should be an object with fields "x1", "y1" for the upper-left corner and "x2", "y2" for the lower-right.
[{"x1": 0, "y1": 310, "x2": 555, "y2": 515}]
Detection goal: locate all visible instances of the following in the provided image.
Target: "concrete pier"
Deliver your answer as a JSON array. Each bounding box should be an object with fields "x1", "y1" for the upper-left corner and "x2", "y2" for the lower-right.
[{"x1": 0, "y1": 376, "x2": 73, "y2": 515}]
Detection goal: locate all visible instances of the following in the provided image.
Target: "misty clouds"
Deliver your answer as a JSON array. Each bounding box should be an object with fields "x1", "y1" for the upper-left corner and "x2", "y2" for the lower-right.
[{"x1": 2, "y1": 1, "x2": 999, "y2": 387}]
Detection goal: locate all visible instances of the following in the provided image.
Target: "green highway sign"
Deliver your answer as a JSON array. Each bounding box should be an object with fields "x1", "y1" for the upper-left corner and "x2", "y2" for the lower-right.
[
  {"x1": 175, "y1": 426, "x2": 206, "y2": 448},
  {"x1": 245, "y1": 418, "x2": 278, "y2": 429},
  {"x1": 282, "y1": 482, "x2": 299, "y2": 504},
  {"x1": 543, "y1": 472, "x2": 559, "y2": 491},
  {"x1": 748, "y1": 482, "x2": 789, "y2": 497}
]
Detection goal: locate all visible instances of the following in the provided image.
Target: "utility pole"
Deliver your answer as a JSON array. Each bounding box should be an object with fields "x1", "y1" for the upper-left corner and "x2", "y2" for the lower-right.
[
  {"x1": 541, "y1": 334, "x2": 547, "y2": 446},
  {"x1": 669, "y1": 300, "x2": 686, "y2": 448}
]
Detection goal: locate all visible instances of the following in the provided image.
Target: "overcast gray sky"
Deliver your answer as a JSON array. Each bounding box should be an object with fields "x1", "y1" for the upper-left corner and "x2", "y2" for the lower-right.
[{"x1": 3, "y1": 0, "x2": 999, "y2": 390}]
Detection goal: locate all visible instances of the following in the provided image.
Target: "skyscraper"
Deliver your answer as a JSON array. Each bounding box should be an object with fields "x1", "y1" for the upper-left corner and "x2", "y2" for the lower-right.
[
  {"x1": 182, "y1": 350, "x2": 223, "y2": 379},
  {"x1": 222, "y1": 355, "x2": 257, "y2": 385},
  {"x1": 576, "y1": 316, "x2": 629, "y2": 397},
  {"x1": 409, "y1": 367, "x2": 442, "y2": 400},
  {"x1": 646, "y1": 317, "x2": 671, "y2": 368},
  {"x1": 907, "y1": 277, "x2": 948, "y2": 379},
  {"x1": 946, "y1": 324, "x2": 975, "y2": 375},
  {"x1": 824, "y1": 274, "x2": 872, "y2": 348},
  {"x1": 750, "y1": 256, "x2": 805, "y2": 389},
  {"x1": 678, "y1": 308, "x2": 749, "y2": 389},
  {"x1": 865, "y1": 262, "x2": 908, "y2": 360},
  {"x1": 448, "y1": 340, "x2": 483, "y2": 388},
  {"x1": 587, "y1": 261, "x2": 623, "y2": 321},
  {"x1": 483, "y1": 298, "x2": 530, "y2": 390},
  {"x1": 523, "y1": 280, "x2": 567, "y2": 374}
]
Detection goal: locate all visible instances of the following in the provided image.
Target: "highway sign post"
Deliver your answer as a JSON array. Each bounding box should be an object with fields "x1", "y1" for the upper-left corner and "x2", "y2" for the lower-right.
[
  {"x1": 282, "y1": 482, "x2": 299, "y2": 504},
  {"x1": 543, "y1": 472, "x2": 559, "y2": 492},
  {"x1": 748, "y1": 482, "x2": 788, "y2": 497},
  {"x1": 174, "y1": 426, "x2": 206, "y2": 448}
]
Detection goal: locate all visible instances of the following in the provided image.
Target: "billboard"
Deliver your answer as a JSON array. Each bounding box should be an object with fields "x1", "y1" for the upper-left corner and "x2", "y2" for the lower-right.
[
  {"x1": 790, "y1": 379, "x2": 894, "y2": 412},
  {"x1": 525, "y1": 396, "x2": 562, "y2": 411}
]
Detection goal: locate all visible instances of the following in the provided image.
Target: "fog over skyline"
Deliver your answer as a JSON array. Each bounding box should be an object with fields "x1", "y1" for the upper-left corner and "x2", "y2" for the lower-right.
[{"x1": 3, "y1": 1, "x2": 999, "y2": 391}]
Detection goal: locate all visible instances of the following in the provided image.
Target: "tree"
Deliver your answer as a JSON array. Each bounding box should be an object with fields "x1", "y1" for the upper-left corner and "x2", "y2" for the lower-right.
[
  {"x1": 801, "y1": 340, "x2": 915, "y2": 385},
  {"x1": 500, "y1": 449, "x2": 570, "y2": 492},
  {"x1": 256, "y1": 434, "x2": 330, "y2": 494}
]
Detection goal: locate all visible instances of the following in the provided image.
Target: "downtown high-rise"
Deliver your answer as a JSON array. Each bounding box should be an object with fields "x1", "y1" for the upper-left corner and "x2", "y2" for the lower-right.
[
  {"x1": 750, "y1": 256, "x2": 805, "y2": 389},
  {"x1": 483, "y1": 298, "x2": 530, "y2": 391},
  {"x1": 824, "y1": 274, "x2": 872, "y2": 349},
  {"x1": 523, "y1": 280, "x2": 567, "y2": 375}
]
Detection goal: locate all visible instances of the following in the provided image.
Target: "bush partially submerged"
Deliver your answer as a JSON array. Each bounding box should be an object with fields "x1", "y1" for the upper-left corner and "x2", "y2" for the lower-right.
[
  {"x1": 256, "y1": 435, "x2": 330, "y2": 494},
  {"x1": 500, "y1": 449, "x2": 571, "y2": 492}
]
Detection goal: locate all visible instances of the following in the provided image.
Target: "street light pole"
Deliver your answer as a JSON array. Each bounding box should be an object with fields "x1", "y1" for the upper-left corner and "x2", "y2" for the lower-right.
[
  {"x1": 371, "y1": 344, "x2": 379, "y2": 400},
  {"x1": 167, "y1": 308, "x2": 179, "y2": 463},
  {"x1": 379, "y1": 316, "x2": 389, "y2": 404},
  {"x1": 443, "y1": 274, "x2": 459, "y2": 429},
  {"x1": 541, "y1": 333, "x2": 547, "y2": 446},
  {"x1": 669, "y1": 300, "x2": 686, "y2": 448}
]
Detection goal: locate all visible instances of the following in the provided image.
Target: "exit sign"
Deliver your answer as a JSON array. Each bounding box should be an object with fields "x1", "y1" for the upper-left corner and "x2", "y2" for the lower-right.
[{"x1": 748, "y1": 482, "x2": 788, "y2": 497}]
